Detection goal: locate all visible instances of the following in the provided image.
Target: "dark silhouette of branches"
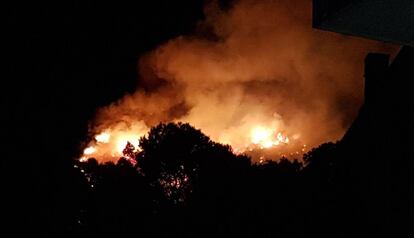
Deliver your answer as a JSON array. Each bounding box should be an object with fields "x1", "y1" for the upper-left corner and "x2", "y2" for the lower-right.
[{"x1": 73, "y1": 121, "x2": 403, "y2": 237}]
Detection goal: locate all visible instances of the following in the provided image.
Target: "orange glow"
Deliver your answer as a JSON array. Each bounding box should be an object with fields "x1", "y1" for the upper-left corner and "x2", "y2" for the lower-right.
[
  {"x1": 250, "y1": 126, "x2": 289, "y2": 148},
  {"x1": 83, "y1": 146, "x2": 96, "y2": 155},
  {"x1": 95, "y1": 132, "x2": 110, "y2": 143},
  {"x1": 114, "y1": 134, "x2": 140, "y2": 155},
  {"x1": 78, "y1": 0, "x2": 397, "y2": 163},
  {"x1": 80, "y1": 118, "x2": 302, "y2": 163},
  {"x1": 80, "y1": 121, "x2": 148, "y2": 162}
]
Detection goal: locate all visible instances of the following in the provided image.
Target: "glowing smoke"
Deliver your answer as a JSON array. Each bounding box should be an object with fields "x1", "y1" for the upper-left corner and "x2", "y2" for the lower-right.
[{"x1": 82, "y1": 0, "x2": 398, "y2": 162}]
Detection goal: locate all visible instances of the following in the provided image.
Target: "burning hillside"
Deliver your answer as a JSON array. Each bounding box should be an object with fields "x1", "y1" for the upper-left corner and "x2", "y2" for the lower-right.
[{"x1": 80, "y1": 119, "x2": 301, "y2": 163}]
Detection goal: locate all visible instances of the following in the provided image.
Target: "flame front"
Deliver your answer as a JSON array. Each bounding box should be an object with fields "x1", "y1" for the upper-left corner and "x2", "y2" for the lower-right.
[
  {"x1": 80, "y1": 121, "x2": 148, "y2": 162},
  {"x1": 80, "y1": 117, "x2": 303, "y2": 163},
  {"x1": 95, "y1": 132, "x2": 110, "y2": 143},
  {"x1": 250, "y1": 126, "x2": 288, "y2": 148},
  {"x1": 83, "y1": 146, "x2": 96, "y2": 155}
]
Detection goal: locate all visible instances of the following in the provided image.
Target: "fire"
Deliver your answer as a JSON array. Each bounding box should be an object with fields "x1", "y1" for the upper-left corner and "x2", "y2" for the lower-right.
[
  {"x1": 114, "y1": 134, "x2": 140, "y2": 155},
  {"x1": 83, "y1": 146, "x2": 96, "y2": 155},
  {"x1": 79, "y1": 121, "x2": 148, "y2": 162},
  {"x1": 95, "y1": 132, "x2": 110, "y2": 143},
  {"x1": 76, "y1": 0, "x2": 398, "y2": 164},
  {"x1": 80, "y1": 132, "x2": 142, "y2": 162},
  {"x1": 79, "y1": 119, "x2": 301, "y2": 163},
  {"x1": 250, "y1": 126, "x2": 288, "y2": 148}
]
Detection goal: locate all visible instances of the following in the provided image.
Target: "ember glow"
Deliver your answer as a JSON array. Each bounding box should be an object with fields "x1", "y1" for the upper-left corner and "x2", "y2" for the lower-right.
[
  {"x1": 251, "y1": 127, "x2": 289, "y2": 149},
  {"x1": 83, "y1": 146, "x2": 96, "y2": 155},
  {"x1": 95, "y1": 132, "x2": 110, "y2": 143},
  {"x1": 81, "y1": 116, "x2": 300, "y2": 162},
  {"x1": 79, "y1": 0, "x2": 397, "y2": 163},
  {"x1": 80, "y1": 122, "x2": 148, "y2": 162}
]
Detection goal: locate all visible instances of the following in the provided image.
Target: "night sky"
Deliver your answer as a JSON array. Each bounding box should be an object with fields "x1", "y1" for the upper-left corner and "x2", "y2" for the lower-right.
[{"x1": 5, "y1": 0, "x2": 208, "y2": 232}]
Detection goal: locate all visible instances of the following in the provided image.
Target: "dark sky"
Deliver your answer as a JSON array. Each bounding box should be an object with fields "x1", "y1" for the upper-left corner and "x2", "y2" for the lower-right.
[
  {"x1": 4, "y1": 0, "x2": 214, "y2": 232},
  {"x1": 6, "y1": 1, "x2": 209, "y2": 162}
]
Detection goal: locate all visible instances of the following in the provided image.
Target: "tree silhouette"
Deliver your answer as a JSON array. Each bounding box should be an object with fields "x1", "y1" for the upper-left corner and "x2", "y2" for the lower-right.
[
  {"x1": 303, "y1": 142, "x2": 337, "y2": 166},
  {"x1": 75, "y1": 123, "x2": 357, "y2": 237},
  {"x1": 136, "y1": 123, "x2": 209, "y2": 202},
  {"x1": 136, "y1": 122, "x2": 250, "y2": 204}
]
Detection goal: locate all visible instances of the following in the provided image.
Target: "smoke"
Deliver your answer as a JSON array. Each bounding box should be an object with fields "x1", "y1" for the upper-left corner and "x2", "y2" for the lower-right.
[{"x1": 89, "y1": 0, "x2": 397, "y2": 162}]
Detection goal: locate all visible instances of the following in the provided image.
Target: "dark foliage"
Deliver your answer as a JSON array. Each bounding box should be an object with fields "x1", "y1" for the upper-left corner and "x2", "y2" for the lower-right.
[{"x1": 73, "y1": 122, "x2": 349, "y2": 237}]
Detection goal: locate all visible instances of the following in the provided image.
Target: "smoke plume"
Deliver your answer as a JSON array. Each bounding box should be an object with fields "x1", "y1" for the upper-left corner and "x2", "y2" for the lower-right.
[{"x1": 87, "y1": 0, "x2": 398, "y2": 162}]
